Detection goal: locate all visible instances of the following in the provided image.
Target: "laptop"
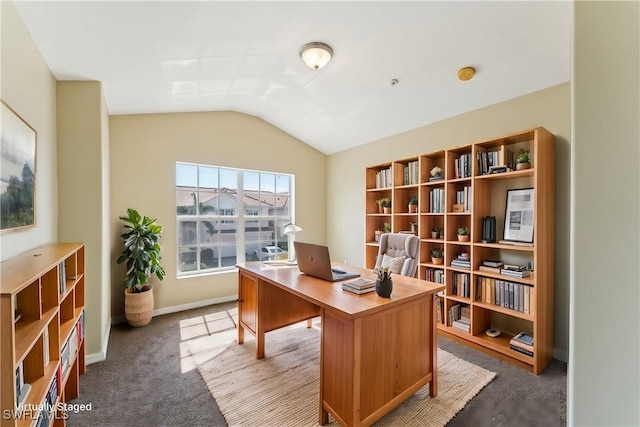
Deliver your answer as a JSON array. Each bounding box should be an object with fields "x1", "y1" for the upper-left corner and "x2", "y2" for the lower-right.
[{"x1": 294, "y1": 241, "x2": 360, "y2": 282}]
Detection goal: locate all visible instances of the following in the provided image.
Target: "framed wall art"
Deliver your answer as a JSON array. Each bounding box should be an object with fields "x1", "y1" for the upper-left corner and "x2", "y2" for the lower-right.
[
  {"x1": 1, "y1": 100, "x2": 37, "y2": 231},
  {"x1": 502, "y1": 187, "x2": 534, "y2": 244}
]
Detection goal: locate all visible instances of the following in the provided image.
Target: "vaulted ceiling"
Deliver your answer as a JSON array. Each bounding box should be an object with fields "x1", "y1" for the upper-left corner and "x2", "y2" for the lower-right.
[{"x1": 14, "y1": 1, "x2": 571, "y2": 154}]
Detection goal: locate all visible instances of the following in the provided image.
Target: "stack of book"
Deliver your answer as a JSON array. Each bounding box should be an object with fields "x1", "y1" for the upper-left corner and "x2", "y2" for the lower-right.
[
  {"x1": 59, "y1": 260, "x2": 67, "y2": 294},
  {"x1": 510, "y1": 332, "x2": 534, "y2": 357},
  {"x1": 478, "y1": 259, "x2": 503, "y2": 274},
  {"x1": 451, "y1": 254, "x2": 471, "y2": 270},
  {"x1": 436, "y1": 294, "x2": 444, "y2": 324},
  {"x1": 452, "y1": 305, "x2": 471, "y2": 332},
  {"x1": 426, "y1": 268, "x2": 445, "y2": 284},
  {"x1": 500, "y1": 264, "x2": 531, "y2": 278},
  {"x1": 341, "y1": 278, "x2": 376, "y2": 294}
]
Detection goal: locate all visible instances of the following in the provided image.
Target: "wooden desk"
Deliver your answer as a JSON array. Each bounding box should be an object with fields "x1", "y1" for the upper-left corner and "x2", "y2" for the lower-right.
[{"x1": 236, "y1": 262, "x2": 444, "y2": 427}]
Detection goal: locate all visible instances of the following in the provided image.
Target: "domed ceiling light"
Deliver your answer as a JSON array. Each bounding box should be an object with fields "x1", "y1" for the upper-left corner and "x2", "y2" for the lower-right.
[{"x1": 300, "y1": 42, "x2": 333, "y2": 70}]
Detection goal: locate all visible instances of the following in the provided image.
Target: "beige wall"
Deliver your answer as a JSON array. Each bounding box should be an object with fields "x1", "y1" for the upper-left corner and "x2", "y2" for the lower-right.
[
  {"x1": 0, "y1": 1, "x2": 58, "y2": 260},
  {"x1": 56, "y1": 81, "x2": 111, "y2": 359},
  {"x1": 109, "y1": 112, "x2": 326, "y2": 319},
  {"x1": 327, "y1": 83, "x2": 571, "y2": 360},
  {"x1": 570, "y1": 2, "x2": 639, "y2": 425}
]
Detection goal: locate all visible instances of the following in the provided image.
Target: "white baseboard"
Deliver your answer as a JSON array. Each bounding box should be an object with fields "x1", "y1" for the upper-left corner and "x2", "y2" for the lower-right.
[
  {"x1": 153, "y1": 295, "x2": 237, "y2": 317},
  {"x1": 111, "y1": 295, "x2": 238, "y2": 326},
  {"x1": 86, "y1": 321, "x2": 111, "y2": 365}
]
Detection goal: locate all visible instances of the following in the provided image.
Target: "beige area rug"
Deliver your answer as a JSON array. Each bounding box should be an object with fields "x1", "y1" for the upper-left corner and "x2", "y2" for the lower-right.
[{"x1": 194, "y1": 323, "x2": 496, "y2": 427}]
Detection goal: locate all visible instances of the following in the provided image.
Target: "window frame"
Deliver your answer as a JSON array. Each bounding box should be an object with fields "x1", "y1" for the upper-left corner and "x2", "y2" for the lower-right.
[{"x1": 176, "y1": 162, "x2": 294, "y2": 277}]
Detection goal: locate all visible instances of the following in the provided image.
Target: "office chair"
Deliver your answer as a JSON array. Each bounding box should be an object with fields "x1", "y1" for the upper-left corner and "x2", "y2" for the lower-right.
[{"x1": 374, "y1": 233, "x2": 420, "y2": 277}]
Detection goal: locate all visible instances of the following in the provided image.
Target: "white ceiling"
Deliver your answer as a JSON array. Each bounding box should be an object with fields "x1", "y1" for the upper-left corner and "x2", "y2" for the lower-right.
[{"x1": 14, "y1": 1, "x2": 571, "y2": 155}]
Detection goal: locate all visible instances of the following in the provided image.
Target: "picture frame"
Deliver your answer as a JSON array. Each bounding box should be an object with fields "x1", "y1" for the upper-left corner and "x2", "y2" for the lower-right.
[
  {"x1": 502, "y1": 188, "x2": 534, "y2": 244},
  {"x1": 1, "y1": 100, "x2": 37, "y2": 231}
]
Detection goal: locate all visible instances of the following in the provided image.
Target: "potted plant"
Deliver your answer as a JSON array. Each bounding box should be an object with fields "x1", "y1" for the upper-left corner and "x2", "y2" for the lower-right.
[
  {"x1": 375, "y1": 266, "x2": 393, "y2": 298},
  {"x1": 383, "y1": 222, "x2": 392, "y2": 233},
  {"x1": 430, "y1": 247, "x2": 444, "y2": 265},
  {"x1": 117, "y1": 208, "x2": 166, "y2": 327},
  {"x1": 375, "y1": 198, "x2": 385, "y2": 214},
  {"x1": 516, "y1": 149, "x2": 531, "y2": 170},
  {"x1": 457, "y1": 226, "x2": 470, "y2": 242},
  {"x1": 408, "y1": 195, "x2": 418, "y2": 213},
  {"x1": 431, "y1": 226, "x2": 441, "y2": 239},
  {"x1": 380, "y1": 197, "x2": 392, "y2": 214}
]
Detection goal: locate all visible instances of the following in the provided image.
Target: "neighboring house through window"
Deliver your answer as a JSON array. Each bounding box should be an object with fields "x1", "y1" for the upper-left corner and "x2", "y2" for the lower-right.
[{"x1": 176, "y1": 162, "x2": 294, "y2": 276}]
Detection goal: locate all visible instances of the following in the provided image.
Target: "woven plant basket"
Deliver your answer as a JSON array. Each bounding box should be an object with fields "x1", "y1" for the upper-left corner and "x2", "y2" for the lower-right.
[{"x1": 125, "y1": 287, "x2": 154, "y2": 327}]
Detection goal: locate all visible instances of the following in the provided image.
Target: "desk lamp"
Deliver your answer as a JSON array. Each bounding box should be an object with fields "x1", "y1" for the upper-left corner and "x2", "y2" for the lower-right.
[{"x1": 282, "y1": 223, "x2": 302, "y2": 264}]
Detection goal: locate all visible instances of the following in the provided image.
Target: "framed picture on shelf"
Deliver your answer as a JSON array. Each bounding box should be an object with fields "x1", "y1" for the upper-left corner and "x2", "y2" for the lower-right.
[
  {"x1": 1, "y1": 100, "x2": 37, "y2": 231},
  {"x1": 503, "y1": 188, "x2": 534, "y2": 244}
]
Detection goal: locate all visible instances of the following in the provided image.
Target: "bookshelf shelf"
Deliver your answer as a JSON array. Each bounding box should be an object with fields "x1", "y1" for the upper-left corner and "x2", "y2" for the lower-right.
[
  {"x1": 1, "y1": 243, "x2": 86, "y2": 427},
  {"x1": 364, "y1": 127, "x2": 555, "y2": 374}
]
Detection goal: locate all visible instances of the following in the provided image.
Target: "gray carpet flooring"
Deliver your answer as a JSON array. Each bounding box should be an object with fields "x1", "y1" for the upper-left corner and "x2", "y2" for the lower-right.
[{"x1": 67, "y1": 302, "x2": 566, "y2": 427}]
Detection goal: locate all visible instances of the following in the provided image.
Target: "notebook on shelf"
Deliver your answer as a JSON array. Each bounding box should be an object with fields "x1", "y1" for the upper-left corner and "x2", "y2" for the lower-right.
[{"x1": 294, "y1": 241, "x2": 360, "y2": 282}]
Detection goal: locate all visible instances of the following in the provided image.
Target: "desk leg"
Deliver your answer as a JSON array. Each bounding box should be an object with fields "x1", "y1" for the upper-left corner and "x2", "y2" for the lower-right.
[
  {"x1": 237, "y1": 323, "x2": 244, "y2": 345},
  {"x1": 256, "y1": 316, "x2": 265, "y2": 359},
  {"x1": 319, "y1": 310, "x2": 328, "y2": 425},
  {"x1": 430, "y1": 294, "x2": 438, "y2": 397}
]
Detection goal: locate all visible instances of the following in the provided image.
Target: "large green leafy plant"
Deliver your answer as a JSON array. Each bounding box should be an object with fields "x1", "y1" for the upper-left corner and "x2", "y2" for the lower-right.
[{"x1": 117, "y1": 208, "x2": 166, "y2": 292}]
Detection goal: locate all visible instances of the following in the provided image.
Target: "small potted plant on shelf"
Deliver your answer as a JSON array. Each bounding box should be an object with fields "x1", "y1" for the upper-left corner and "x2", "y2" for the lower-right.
[
  {"x1": 380, "y1": 198, "x2": 392, "y2": 214},
  {"x1": 117, "y1": 208, "x2": 166, "y2": 327},
  {"x1": 431, "y1": 227, "x2": 441, "y2": 239},
  {"x1": 516, "y1": 149, "x2": 531, "y2": 170},
  {"x1": 430, "y1": 247, "x2": 444, "y2": 265},
  {"x1": 457, "y1": 226, "x2": 470, "y2": 242},
  {"x1": 408, "y1": 195, "x2": 418, "y2": 213},
  {"x1": 382, "y1": 222, "x2": 392, "y2": 233},
  {"x1": 375, "y1": 198, "x2": 385, "y2": 214}
]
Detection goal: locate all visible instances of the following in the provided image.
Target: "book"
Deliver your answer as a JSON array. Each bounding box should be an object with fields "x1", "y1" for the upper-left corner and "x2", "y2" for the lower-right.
[
  {"x1": 43, "y1": 326, "x2": 50, "y2": 365},
  {"x1": 342, "y1": 277, "x2": 375, "y2": 289},
  {"x1": 513, "y1": 332, "x2": 534, "y2": 345},
  {"x1": 483, "y1": 259, "x2": 504, "y2": 267},
  {"x1": 503, "y1": 264, "x2": 527, "y2": 271},
  {"x1": 510, "y1": 344, "x2": 533, "y2": 357},
  {"x1": 451, "y1": 260, "x2": 471, "y2": 269},
  {"x1": 452, "y1": 319, "x2": 470, "y2": 332},
  {"x1": 478, "y1": 265, "x2": 501, "y2": 274},
  {"x1": 501, "y1": 269, "x2": 531, "y2": 278},
  {"x1": 16, "y1": 363, "x2": 23, "y2": 399},
  {"x1": 488, "y1": 165, "x2": 512, "y2": 174},
  {"x1": 342, "y1": 284, "x2": 375, "y2": 294},
  {"x1": 61, "y1": 342, "x2": 70, "y2": 375},
  {"x1": 17, "y1": 383, "x2": 31, "y2": 408},
  {"x1": 59, "y1": 260, "x2": 67, "y2": 294},
  {"x1": 499, "y1": 240, "x2": 534, "y2": 247},
  {"x1": 510, "y1": 339, "x2": 534, "y2": 352}
]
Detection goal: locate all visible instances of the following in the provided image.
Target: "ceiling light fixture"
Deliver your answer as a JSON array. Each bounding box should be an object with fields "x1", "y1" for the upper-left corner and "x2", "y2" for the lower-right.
[
  {"x1": 300, "y1": 42, "x2": 333, "y2": 70},
  {"x1": 458, "y1": 66, "x2": 476, "y2": 81}
]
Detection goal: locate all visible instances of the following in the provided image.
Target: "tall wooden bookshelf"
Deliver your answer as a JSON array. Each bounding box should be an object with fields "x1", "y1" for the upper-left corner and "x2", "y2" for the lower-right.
[
  {"x1": 1, "y1": 243, "x2": 86, "y2": 427},
  {"x1": 365, "y1": 127, "x2": 555, "y2": 374}
]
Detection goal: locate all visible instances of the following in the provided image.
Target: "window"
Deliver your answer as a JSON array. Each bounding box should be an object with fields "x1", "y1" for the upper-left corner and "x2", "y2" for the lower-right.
[{"x1": 176, "y1": 162, "x2": 294, "y2": 276}]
